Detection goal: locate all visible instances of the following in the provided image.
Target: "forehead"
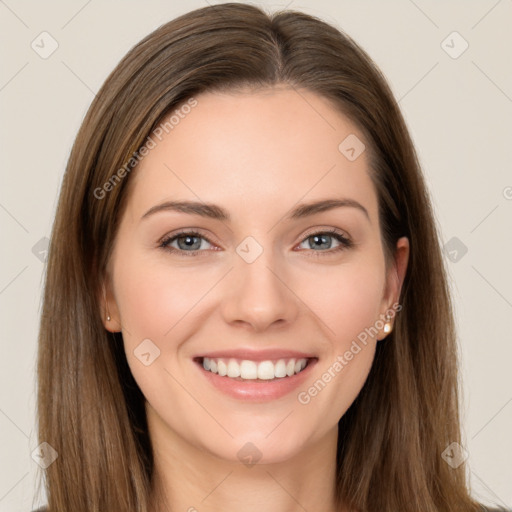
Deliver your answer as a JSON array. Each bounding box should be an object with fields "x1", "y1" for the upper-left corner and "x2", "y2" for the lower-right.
[{"x1": 125, "y1": 87, "x2": 378, "y2": 223}]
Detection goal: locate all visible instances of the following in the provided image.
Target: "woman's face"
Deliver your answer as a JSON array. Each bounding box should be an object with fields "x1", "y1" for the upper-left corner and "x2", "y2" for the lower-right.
[{"x1": 103, "y1": 86, "x2": 408, "y2": 464}]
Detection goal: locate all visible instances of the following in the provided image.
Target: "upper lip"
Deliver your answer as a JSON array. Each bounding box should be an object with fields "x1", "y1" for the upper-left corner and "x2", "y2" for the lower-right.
[{"x1": 194, "y1": 348, "x2": 317, "y2": 362}]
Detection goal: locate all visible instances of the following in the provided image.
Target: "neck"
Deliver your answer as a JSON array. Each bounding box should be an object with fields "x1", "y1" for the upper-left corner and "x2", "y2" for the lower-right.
[{"x1": 146, "y1": 404, "x2": 344, "y2": 512}]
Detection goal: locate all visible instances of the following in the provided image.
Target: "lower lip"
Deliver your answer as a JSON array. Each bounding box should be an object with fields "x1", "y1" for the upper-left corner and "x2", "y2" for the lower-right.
[{"x1": 194, "y1": 358, "x2": 318, "y2": 402}]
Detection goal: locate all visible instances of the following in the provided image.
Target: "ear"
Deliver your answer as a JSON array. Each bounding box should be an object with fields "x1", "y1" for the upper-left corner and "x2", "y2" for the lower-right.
[
  {"x1": 98, "y1": 276, "x2": 122, "y2": 333},
  {"x1": 377, "y1": 236, "x2": 409, "y2": 340}
]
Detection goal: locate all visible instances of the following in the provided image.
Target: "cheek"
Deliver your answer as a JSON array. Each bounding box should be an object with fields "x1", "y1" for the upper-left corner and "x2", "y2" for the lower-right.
[
  {"x1": 113, "y1": 252, "x2": 206, "y2": 341},
  {"x1": 293, "y1": 265, "x2": 383, "y2": 426},
  {"x1": 300, "y1": 258, "x2": 386, "y2": 346},
  {"x1": 111, "y1": 252, "x2": 201, "y2": 401}
]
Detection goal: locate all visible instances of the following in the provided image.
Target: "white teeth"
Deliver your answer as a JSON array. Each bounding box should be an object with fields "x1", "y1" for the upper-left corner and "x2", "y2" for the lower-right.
[
  {"x1": 217, "y1": 360, "x2": 227, "y2": 377},
  {"x1": 294, "y1": 359, "x2": 307, "y2": 373},
  {"x1": 201, "y1": 357, "x2": 309, "y2": 380},
  {"x1": 274, "y1": 360, "x2": 287, "y2": 378},
  {"x1": 240, "y1": 360, "x2": 258, "y2": 379},
  {"x1": 257, "y1": 361, "x2": 275, "y2": 380},
  {"x1": 227, "y1": 359, "x2": 240, "y2": 378}
]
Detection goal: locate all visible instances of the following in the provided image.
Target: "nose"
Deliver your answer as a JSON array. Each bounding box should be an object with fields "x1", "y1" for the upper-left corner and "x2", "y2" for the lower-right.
[{"x1": 220, "y1": 248, "x2": 299, "y2": 333}]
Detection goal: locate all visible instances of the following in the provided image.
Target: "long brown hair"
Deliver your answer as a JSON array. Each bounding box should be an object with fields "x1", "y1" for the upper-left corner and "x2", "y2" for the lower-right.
[{"x1": 36, "y1": 3, "x2": 485, "y2": 511}]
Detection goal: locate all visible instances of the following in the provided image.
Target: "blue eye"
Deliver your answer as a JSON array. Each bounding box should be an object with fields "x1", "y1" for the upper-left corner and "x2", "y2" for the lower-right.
[
  {"x1": 159, "y1": 230, "x2": 213, "y2": 257},
  {"x1": 298, "y1": 229, "x2": 352, "y2": 255},
  {"x1": 159, "y1": 228, "x2": 352, "y2": 257}
]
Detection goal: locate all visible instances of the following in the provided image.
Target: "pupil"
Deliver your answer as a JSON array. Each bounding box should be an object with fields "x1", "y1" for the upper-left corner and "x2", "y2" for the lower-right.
[
  {"x1": 179, "y1": 235, "x2": 200, "y2": 250},
  {"x1": 312, "y1": 234, "x2": 330, "y2": 249}
]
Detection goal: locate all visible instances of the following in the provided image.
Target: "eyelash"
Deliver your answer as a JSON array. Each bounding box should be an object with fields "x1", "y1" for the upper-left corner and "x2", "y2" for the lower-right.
[{"x1": 158, "y1": 228, "x2": 353, "y2": 258}]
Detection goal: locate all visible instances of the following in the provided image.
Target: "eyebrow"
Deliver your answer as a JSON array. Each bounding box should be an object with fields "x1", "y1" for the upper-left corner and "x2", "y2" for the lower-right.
[{"x1": 141, "y1": 198, "x2": 370, "y2": 223}]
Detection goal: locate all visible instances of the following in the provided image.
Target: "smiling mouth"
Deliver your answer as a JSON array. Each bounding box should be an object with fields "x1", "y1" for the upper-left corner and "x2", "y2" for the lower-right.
[{"x1": 193, "y1": 356, "x2": 317, "y2": 381}]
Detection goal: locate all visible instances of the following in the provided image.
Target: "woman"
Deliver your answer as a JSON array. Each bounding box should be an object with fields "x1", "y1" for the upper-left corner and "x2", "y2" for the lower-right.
[{"x1": 34, "y1": 3, "x2": 508, "y2": 511}]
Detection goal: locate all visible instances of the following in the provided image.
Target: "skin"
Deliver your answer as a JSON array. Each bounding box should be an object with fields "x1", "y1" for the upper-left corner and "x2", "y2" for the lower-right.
[{"x1": 101, "y1": 86, "x2": 409, "y2": 512}]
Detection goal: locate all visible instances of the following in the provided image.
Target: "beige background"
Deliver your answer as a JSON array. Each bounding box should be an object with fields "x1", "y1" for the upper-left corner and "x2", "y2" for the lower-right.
[{"x1": 1, "y1": 1, "x2": 511, "y2": 510}]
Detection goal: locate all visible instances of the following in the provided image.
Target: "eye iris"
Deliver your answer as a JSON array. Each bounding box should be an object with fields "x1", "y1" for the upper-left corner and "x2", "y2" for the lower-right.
[
  {"x1": 310, "y1": 234, "x2": 331, "y2": 250},
  {"x1": 178, "y1": 235, "x2": 201, "y2": 250}
]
